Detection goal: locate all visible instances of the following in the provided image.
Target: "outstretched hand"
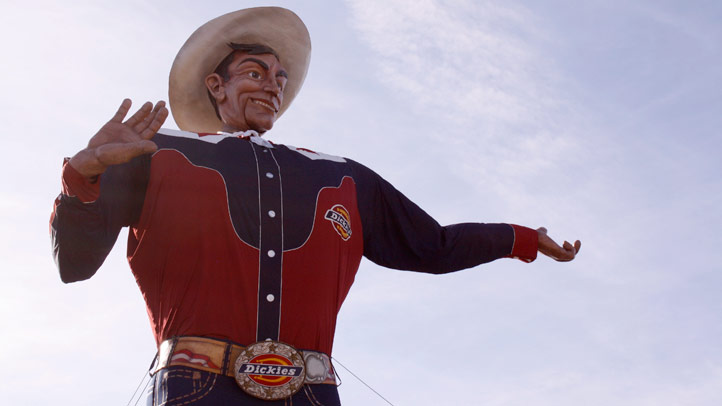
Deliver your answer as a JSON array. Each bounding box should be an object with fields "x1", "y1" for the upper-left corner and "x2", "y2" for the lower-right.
[
  {"x1": 69, "y1": 99, "x2": 168, "y2": 179},
  {"x1": 537, "y1": 227, "x2": 581, "y2": 262}
]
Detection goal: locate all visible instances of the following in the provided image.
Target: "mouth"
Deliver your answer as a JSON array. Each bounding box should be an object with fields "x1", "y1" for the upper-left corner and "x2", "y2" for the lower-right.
[{"x1": 251, "y1": 99, "x2": 278, "y2": 113}]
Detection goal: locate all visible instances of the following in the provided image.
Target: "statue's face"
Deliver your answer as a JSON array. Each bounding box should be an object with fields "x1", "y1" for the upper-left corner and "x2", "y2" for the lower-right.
[{"x1": 206, "y1": 52, "x2": 288, "y2": 133}]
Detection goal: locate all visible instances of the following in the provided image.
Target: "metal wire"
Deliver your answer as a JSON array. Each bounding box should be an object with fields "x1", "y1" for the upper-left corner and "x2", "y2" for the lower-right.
[
  {"x1": 127, "y1": 370, "x2": 150, "y2": 406},
  {"x1": 127, "y1": 353, "x2": 159, "y2": 406},
  {"x1": 331, "y1": 356, "x2": 396, "y2": 406}
]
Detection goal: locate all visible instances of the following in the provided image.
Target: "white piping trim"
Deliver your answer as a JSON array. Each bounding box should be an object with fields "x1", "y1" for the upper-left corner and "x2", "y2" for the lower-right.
[
  {"x1": 269, "y1": 147, "x2": 284, "y2": 339},
  {"x1": 250, "y1": 144, "x2": 264, "y2": 340},
  {"x1": 508, "y1": 224, "x2": 516, "y2": 256},
  {"x1": 286, "y1": 145, "x2": 346, "y2": 163}
]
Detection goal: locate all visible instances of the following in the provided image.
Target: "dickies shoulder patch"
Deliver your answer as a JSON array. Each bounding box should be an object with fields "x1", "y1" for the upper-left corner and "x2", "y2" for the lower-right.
[{"x1": 324, "y1": 204, "x2": 352, "y2": 241}]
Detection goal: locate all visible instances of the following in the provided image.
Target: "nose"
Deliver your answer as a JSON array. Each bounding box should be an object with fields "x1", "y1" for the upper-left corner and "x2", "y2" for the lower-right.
[{"x1": 263, "y1": 78, "x2": 282, "y2": 97}]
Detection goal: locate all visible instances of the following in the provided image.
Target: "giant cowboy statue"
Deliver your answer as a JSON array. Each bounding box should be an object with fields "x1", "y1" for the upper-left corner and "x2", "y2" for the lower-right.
[{"x1": 50, "y1": 7, "x2": 581, "y2": 405}]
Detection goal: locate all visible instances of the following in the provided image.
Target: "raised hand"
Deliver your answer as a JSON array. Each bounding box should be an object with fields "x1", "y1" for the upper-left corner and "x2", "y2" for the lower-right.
[
  {"x1": 69, "y1": 99, "x2": 168, "y2": 179},
  {"x1": 537, "y1": 227, "x2": 581, "y2": 262}
]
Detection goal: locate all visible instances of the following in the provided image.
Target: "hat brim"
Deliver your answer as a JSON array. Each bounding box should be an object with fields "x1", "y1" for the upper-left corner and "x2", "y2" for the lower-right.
[{"x1": 169, "y1": 7, "x2": 311, "y2": 133}]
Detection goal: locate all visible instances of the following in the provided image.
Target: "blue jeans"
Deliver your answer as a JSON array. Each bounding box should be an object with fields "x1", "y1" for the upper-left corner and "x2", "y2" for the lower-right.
[{"x1": 146, "y1": 366, "x2": 341, "y2": 405}]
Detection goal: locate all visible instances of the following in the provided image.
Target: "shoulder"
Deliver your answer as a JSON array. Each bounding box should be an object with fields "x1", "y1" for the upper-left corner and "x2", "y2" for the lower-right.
[{"x1": 280, "y1": 144, "x2": 347, "y2": 163}]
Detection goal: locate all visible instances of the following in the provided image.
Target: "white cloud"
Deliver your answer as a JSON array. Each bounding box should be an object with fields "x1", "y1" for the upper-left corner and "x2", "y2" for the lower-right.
[
  {"x1": 345, "y1": 0, "x2": 558, "y2": 128},
  {"x1": 344, "y1": 0, "x2": 584, "y2": 221}
]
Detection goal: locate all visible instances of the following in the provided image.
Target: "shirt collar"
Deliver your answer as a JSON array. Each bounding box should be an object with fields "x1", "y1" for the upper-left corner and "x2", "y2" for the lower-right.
[{"x1": 218, "y1": 130, "x2": 275, "y2": 149}]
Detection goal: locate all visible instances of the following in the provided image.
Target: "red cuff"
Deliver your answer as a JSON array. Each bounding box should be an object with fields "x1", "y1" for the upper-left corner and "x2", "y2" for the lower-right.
[
  {"x1": 507, "y1": 224, "x2": 538, "y2": 263},
  {"x1": 61, "y1": 158, "x2": 100, "y2": 203}
]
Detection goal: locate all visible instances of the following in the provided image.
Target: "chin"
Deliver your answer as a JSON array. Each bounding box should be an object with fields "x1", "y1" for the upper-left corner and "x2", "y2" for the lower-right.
[{"x1": 249, "y1": 120, "x2": 275, "y2": 134}]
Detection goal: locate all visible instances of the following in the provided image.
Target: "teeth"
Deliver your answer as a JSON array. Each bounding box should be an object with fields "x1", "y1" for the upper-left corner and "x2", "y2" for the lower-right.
[{"x1": 253, "y1": 100, "x2": 276, "y2": 112}]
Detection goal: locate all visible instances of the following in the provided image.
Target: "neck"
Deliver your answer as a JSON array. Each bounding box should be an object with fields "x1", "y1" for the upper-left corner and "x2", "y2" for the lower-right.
[
  {"x1": 221, "y1": 123, "x2": 267, "y2": 136},
  {"x1": 221, "y1": 123, "x2": 244, "y2": 133}
]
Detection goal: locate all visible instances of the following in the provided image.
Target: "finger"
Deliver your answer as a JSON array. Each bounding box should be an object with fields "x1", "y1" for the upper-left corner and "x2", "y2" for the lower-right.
[
  {"x1": 562, "y1": 241, "x2": 576, "y2": 260},
  {"x1": 554, "y1": 240, "x2": 582, "y2": 262},
  {"x1": 141, "y1": 104, "x2": 169, "y2": 140},
  {"x1": 135, "y1": 101, "x2": 166, "y2": 135},
  {"x1": 543, "y1": 237, "x2": 572, "y2": 262},
  {"x1": 96, "y1": 141, "x2": 157, "y2": 165},
  {"x1": 133, "y1": 109, "x2": 154, "y2": 133},
  {"x1": 124, "y1": 101, "x2": 153, "y2": 128},
  {"x1": 110, "y1": 99, "x2": 132, "y2": 123},
  {"x1": 133, "y1": 101, "x2": 163, "y2": 133},
  {"x1": 95, "y1": 140, "x2": 158, "y2": 166},
  {"x1": 537, "y1": 227, "x2": 548, "y2": 235}
]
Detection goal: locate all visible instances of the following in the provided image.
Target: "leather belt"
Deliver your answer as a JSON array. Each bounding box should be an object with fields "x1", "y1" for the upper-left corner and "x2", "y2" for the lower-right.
[{"x1": 154, "y1": 336, "x2": 337, "y2": 385}]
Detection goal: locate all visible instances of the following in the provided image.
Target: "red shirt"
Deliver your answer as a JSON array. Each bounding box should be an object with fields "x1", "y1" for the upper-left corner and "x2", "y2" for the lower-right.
[{"x1": 51, "y1": 129, "x2": 537, "y2": 355}]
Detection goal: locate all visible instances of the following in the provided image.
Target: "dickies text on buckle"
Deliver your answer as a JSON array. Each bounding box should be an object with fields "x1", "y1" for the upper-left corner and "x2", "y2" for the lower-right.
[{"x1": 234, "y1": 341, "x2": 306, "y2": 400}]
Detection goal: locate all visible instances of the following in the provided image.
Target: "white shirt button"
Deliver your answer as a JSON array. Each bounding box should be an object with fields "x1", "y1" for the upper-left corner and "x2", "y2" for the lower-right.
[
  {"x1": 267, "y1": 250, "x2": 276, "y2": 258},
  {"x1": 268, "y1": 210, "x2": 276, "y2": 218},
  {"x1": 266, "y1": 172, "x2": 274, "y2": 179},
  {"x1": 266, "y1": 294, "x2": 275, "y2": 302}
]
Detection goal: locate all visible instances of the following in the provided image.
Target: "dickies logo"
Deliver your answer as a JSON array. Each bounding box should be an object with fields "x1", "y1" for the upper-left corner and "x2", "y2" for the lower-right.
[
  {"x1": 234, "y1": 341, "x2": 306, "y2": 400},
  {"x1": 240, "y1": 354, "x2": 303, "y2": 387},
  {"x1": 324, "y1": 204, "x2": 352, "y2": 241}
]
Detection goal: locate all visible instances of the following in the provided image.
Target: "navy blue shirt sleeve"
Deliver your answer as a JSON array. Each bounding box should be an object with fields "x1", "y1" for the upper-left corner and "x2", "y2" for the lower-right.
[
  {"x1": 51, "y1": 155, "x2": 150, "y2": 283},
  {"x1": 347, "y1": 159, "x2": 516, "y2": 274}
]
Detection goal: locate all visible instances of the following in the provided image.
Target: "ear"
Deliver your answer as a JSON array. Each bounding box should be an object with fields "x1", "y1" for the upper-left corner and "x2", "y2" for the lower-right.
[{"x1": 205, "y1": 73, "x2": 226, "y2": 103}]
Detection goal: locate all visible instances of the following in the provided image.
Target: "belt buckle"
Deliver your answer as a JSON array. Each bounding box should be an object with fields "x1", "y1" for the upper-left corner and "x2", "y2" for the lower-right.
[{"x1": 234, "y1": 341, "x2": 306, "y2": 400}]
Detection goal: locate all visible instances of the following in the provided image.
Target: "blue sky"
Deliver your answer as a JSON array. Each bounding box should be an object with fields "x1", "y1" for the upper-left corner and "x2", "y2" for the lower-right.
[{"x1": 1, "y1": 0, "x2": 720, "y2": 405}]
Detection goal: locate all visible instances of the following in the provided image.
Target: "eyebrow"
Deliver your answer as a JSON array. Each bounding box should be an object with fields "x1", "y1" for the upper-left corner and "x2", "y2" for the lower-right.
[
  {"x1": 238, "y1": 57, "x2": 269, "y2": 70},
  {"x1": 238, "y1": 57, "x2": 288, "y2": 79}
]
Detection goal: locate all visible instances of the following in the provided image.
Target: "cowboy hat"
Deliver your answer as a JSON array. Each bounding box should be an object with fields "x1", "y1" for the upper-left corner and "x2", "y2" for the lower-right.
[{"x1": 169, "y1": 7, "x2": 311, "y2": 133}]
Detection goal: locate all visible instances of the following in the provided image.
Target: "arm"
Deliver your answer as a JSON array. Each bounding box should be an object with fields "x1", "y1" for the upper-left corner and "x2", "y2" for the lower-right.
[
  {"x1": 50, "y1": 155, "x2": 150, "y2": 282},
  {"x1": 49, "y1": 99, "x2": 166, "y2": 282},
  {"x1": 349, "y1": 160, "x2": 540, "y2": 274}
]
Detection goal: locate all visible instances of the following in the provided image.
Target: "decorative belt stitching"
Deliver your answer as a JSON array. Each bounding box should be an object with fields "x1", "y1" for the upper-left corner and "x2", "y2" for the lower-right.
[{"x1": 154, "y1": 336, "x2": 337, "y2": 385}]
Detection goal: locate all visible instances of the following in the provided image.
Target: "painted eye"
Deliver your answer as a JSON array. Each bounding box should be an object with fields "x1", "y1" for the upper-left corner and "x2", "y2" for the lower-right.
[{"x1": 248, "y1": 71, "x2": 262, "y2": 79}]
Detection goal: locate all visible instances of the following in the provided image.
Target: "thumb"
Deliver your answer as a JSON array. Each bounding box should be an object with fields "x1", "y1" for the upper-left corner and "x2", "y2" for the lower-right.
[{"x1": 95, "y1": 141, "x2": 157, "y2": 166}]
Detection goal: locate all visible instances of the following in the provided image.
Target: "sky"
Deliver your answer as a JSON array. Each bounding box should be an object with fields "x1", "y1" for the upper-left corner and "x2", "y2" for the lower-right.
[{"x1": 1, "y1": 0, "x2": 721, "y2": 405}]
